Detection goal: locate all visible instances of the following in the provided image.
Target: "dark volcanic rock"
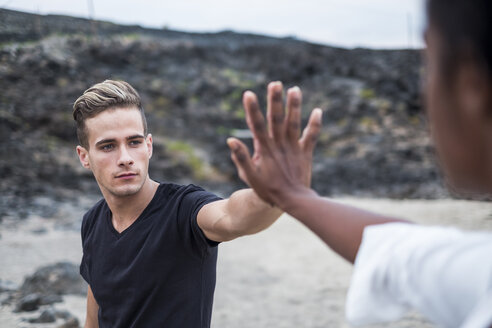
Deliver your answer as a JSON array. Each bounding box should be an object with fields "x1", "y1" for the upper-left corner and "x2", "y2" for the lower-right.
[
  {"x1": 29, "y1": 308, "x2": 57, "y2": 323},
  {"x1": 58, "y1": 317, "x2": 80, "y2": 328},
  {"x1": 55, "y1": 309, "x2": 75, "y2": 320},
  {"x1": 20, "y1": 262, "x2": 87, "y2": 297},
  {"x1": 26, "y1": 308, "x2": 80, "y2": 327},
  {"x1": 12, "y1": 262, "x2": 86, "y2": 313},
  {"x1": 0, "y1": 8, "x2": 450, "y2": 206},
  {"x1": 14, "y1": 293, "x2": 41, "y2": 312}
]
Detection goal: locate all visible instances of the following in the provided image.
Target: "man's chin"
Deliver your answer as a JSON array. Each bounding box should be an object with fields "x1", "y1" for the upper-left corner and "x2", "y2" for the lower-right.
[{"x1": 108, "y1": 184, "x2": 142, "y2": 197}]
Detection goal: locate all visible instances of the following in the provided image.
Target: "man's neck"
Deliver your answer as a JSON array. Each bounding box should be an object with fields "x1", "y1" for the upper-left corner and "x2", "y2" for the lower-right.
[{"x1": 103, "y1": 178, "x2": 159, "y2": 233}]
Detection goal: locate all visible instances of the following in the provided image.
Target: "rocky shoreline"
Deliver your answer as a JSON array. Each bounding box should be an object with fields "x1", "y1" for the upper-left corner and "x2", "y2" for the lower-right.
[{"x1": 2, "y1": 262, "x2": 83, "y2": 327}]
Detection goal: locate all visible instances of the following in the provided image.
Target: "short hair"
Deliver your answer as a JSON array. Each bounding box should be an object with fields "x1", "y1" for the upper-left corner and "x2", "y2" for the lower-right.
[
  {"x1": 426, "y1": 0, "x2": 492, "y2": 82},
  {"x1": 73, "y1": 80, "x2": 148, "y2": 149}
]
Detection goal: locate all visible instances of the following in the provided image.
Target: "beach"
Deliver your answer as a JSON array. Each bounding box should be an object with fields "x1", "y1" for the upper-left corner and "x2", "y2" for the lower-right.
[{"x1": 1, "y1": 197, "x2": 490, "y2": 327}]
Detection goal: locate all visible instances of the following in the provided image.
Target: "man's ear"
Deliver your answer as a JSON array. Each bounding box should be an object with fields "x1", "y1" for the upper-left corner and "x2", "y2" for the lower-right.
[
  {"x1": 146, "y1": 134, "x2": 153, "y2": 159},
  {"x1": 76, "y1": 145, "x2": 91, "y2": 169}
]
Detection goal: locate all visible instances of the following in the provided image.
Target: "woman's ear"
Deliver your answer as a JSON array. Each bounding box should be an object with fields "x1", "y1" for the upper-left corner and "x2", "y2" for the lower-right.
[
  {"x1": 453, "y1": 62, "x2": 492, "y2": 191},
  {"x1": 455, "y1": 62, "x2": 492, "y2": 122}
]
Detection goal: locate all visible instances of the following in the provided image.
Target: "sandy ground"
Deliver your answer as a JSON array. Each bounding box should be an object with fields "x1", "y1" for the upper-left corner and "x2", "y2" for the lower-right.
[{"x1": 1, "y1": 197, "x2": 491, "y2": 327}]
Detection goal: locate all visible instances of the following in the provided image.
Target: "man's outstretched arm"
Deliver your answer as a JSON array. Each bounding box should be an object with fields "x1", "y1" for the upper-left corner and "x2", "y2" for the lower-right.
[
  {"x1": 198, "y1": 188, "x2": 282, "y2": 242},
  {"x1": 226, "y1": 82, "x2": 409, "y2": 262}
]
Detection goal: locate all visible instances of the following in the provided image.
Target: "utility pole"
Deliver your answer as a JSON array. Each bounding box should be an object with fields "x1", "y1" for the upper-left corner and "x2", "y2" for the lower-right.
[
  {"x1": 407, "y1": 12, "x2": 413, "y2": 49},
  {"x1": 87, "y1": 0, "x2": 97, "y2": 36},
  {"x1": 35, "y1": 6, "x2": 42, "y2": 38}
]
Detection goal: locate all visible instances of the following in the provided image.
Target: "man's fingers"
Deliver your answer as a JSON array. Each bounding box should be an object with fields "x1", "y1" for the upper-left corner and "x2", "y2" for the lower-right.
[
  {"x1": 286, "y1": 86, "x2": 302, "y2": 144},
  {"x1": 227, "y1": 137, "x2": 255, "y2": 185},
  {"x1": 243, "y1": 91, "x2": 269, "y2": 146},
  {"x1": 300, "y1": 108, "x2": 323, "y2": 154},
  {"x1": 266, "y1": 81, "x2": 285, "y2": 142}
]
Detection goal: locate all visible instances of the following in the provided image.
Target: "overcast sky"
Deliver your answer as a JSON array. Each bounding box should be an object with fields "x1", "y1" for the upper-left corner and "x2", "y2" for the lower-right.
[{"x1": 3, "y1": 0, "x2": 426, "y2": 49}]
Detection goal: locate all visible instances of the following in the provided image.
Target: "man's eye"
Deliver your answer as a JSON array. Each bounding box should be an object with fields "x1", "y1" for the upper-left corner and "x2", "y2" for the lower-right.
[
  {"x1": 101, "y1": 144, "x2": 114, "y2": 151},
  {"x1": 129, "y1": 140, "x2": 142, "y2": 146}
]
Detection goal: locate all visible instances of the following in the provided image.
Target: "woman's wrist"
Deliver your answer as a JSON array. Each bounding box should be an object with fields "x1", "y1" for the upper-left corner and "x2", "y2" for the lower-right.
[{"x1": 274, "y1": 186, "x2": 318, "y2": 214}]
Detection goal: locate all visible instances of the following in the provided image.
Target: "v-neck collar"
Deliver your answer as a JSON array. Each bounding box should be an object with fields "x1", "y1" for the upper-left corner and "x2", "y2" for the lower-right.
[{"x1": 104, "y1": 184, "x2": 163, "y2": 238}]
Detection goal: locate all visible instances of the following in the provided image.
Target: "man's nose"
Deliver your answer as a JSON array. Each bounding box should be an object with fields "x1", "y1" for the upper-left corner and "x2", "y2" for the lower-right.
[{"x1": 117, "y1": 146, "x2": 134, "y2": 167}]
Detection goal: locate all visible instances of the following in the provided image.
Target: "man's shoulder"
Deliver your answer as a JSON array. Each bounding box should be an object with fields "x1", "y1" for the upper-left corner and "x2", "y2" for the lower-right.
[
  {"x1": 81, "y1": 198, "x2": 107, "y2": 235},
  {"x1": 156, "y1": 182, "x2": 213, "y2": 199},
  {"x1": 153, "y1": 182, "x2": 221, "y2": 212},
  {"x1": 83, "y1": 198, "x2": 107, "y2": 220}
]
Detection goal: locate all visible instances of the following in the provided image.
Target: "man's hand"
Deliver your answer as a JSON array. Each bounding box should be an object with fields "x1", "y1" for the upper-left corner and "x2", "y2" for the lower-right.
[{"x1": 227, "y1": 81, "x2": 322, "y2": 209}]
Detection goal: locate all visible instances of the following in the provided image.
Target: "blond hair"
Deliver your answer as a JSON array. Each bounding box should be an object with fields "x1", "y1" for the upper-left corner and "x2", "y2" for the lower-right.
[{"x1": 73, "y1": 80, "x2": 148, "y2": 148}]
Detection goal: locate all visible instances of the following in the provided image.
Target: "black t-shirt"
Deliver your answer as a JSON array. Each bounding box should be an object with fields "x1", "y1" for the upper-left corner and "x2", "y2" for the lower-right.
[{"x1": 80, "y1": 183, "x2": 222, "y2": 327}]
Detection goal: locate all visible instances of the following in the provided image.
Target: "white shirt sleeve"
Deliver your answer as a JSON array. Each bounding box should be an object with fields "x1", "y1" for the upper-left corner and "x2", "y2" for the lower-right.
[{"x1": 345, "y1": 223, "x2": 492, "y2": 328}]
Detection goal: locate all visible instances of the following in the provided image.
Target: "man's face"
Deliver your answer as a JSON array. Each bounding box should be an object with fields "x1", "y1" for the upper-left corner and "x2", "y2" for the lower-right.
[
  {"x1": 77, "y1": 107, "x2": 153, "y2": 198},
  {"x1": 424, "y1": 26, "x2": 490, "y2": 193}
]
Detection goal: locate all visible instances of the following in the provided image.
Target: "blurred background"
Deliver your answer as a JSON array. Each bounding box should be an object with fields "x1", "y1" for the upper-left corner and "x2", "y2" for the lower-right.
[
  {"x1": 4, "y1": 0, "x2": 425, "y2": 48},
  {"x1": 1, "y1": 1, "x2": 490, "y2": 327}
]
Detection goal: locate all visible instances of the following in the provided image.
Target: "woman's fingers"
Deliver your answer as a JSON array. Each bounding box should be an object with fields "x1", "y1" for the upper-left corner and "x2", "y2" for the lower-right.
[
  {"x1": 300, "y1": 108, "x2": 323, "y2": 154},
  {"x1": 267, "y1": 81, "x2": 285, "y2": 142},
  {"x1": 243, "y1": 91, "x2": 270, "y2": 149},
  {"x1": 227, "y1": 137, "x2": 255, "y2": 186},
  {"x1": 286, "y1": 86, "x2": 302, "y2": 144}
]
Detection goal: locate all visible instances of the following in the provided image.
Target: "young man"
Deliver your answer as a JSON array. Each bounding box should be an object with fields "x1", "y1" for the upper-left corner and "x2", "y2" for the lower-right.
[
  {"x1": 73, "y1": 80, "x2": 320, "y2": 327},
  {"x1": 227, "y1": 0, "x2": 492, "y2": 327}
]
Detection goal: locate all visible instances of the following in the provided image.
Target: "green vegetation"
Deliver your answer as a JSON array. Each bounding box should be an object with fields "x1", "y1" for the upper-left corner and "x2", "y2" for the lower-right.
[
  {"x1": 190, "y1": 95, "x2": 200, "y2": 106},
  {"x1": 317, "y1": 130, "x2": 332, "y2": 144},
  {"x1": 220, "y1": 88, "x2": 246, "y2": 119},
  {"x1": 216, "y1": 126, "x2": 232, "y2": 136},
  {"x1": 360, "y1": 88, "x2": 376, "y2": 100},
  {"x1": 60, "y1": 111, "x2": 74, "y2": 123},
  {"x1": 42, "y1": 135, "x2": 67, "y2": 152},
  {"x1": 119, "y1": 33, "x2": 141, "y2": 41},
  {"x1": 220, "y1": 68, "x2": 256, "y2": 89},
  {"x1": 376, "y1": 98, "x2": 392, "y2": 115},
  {"x1": 337, "y1": 118, "x2": 349, "y2": 128},
  {"x1": 146, "y1": 96, "x2": 171, "y2": 117},
  {"x1": 397, "y1": 102, "x2": 407, "y2": 112},
  {"x1": 409, "y1": 115, "x2": 421, "y2": 126},
  {"x1": 323, "y1": 147, "x2": 338, "y2": 158},
  {"x1": 177, "y1": 81, "x2": 189, "y2": 94},
  {"x1": 0, "y1": 39, "x2": 38, "y2": 48},
  {"x1": 166, "y1": 140, "x2": 206, "y2": 180},
  {"x1": 359, "y1": 116, "x2": 377, "y2": 130},
  {"x1": 234, "y1": 108, "x2": 246, "y2": 119},
  {"x1": 153, "y1": 96, "x2": 171, "y2": 109}
]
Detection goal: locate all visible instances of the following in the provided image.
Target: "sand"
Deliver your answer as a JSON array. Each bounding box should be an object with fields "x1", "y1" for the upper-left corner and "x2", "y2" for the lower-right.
[{"x1": 1, "y1": 198, "x2": 491, "y2": 327}]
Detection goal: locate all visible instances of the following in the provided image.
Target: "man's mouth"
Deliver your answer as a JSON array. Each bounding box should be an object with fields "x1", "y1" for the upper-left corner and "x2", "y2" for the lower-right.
[{"x1": 115, "y1": 172, "x2": 137, "y2": 179}]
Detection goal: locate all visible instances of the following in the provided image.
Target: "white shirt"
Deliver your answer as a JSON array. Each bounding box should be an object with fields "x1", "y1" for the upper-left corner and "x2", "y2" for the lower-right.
[{"x1": 346, "y1": 223, "x2": 492, "y2": 328}]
